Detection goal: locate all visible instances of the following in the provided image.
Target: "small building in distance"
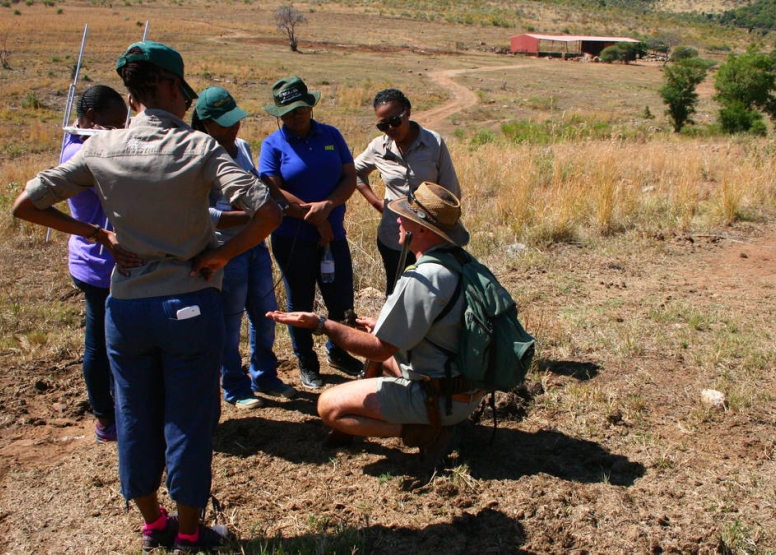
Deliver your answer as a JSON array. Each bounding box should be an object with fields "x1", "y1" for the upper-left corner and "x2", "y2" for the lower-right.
[{"x1": 510, "y1": 33, "x2": 640, "y2": 58}]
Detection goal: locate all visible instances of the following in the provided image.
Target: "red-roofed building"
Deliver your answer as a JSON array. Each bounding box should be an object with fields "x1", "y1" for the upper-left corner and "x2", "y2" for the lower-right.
[{"x1": 510, "y1": 34, "x2": 640, "y2": 57}]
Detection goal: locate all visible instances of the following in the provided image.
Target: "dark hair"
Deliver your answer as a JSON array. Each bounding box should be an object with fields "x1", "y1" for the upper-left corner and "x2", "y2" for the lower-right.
[
  {"x1": 76, "y1": 85, "x2": 125, "y2": 118},
  {"x1": 373, "y1": 88, "x2": 411, "y2": 111},
  {"x1": 118, "y1": 46, "x2": 165, "y2": 104},
  {"x1": 191, "y1": 110, "x2": 206, "y2": 132}
]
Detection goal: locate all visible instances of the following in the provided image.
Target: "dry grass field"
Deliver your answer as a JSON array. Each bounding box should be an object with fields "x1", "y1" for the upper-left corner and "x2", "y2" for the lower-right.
[{"x1": 1, "y1": 1, "x2": 776, "y2": 554}]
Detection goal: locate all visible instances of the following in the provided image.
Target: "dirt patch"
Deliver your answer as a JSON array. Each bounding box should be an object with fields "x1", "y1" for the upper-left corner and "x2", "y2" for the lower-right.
[{"x1": 1, "y1": 225, "x2": 775, "y2": 554}]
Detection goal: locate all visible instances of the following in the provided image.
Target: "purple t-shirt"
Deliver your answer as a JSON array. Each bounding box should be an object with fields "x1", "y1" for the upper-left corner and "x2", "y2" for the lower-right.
[{"x1": 61, "y1": 133, "x2": 115, "y2": 288}]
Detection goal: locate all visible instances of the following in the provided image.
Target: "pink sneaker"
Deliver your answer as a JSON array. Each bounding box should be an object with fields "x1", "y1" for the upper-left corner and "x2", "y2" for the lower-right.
[{"x1": 95, "y1": 421, "x2": 117, "y2": 443}]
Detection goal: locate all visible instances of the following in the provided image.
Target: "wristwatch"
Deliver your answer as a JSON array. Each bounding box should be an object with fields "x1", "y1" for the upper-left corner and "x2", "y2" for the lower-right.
[
  {"x1": 85, "y1": 225, "x2": 102, "y2": 243},
  {"x1": 312, "y1": 315, "x2": 326, "y2": 336}
]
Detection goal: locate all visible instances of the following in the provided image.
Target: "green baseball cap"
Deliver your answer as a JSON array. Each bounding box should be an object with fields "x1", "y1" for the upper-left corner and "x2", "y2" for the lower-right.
[
  {"x1": 264, "y1": 76, "x2": 320, "y2": 117},
  {"x1": 195, "y1": 87, "x2": 248, "y2": 128},
  {"x1": 115, "y1": 41, "x2": 198, "y2": 101}
]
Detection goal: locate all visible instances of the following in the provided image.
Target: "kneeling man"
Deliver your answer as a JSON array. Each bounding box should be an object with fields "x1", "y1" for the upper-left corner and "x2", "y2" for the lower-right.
[{"x1": 266, "y1": 182, "x2": 484, "y2": 467}]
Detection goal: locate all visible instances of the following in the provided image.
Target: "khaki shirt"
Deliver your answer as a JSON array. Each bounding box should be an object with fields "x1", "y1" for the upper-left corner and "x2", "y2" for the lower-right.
[
  {"x1": 26, "y1": 109, "x2": 271, "y2": 299},
  {"x1": 354, "y1": 123, "x2": 460, "y2": 250},
  {"x1": 373, "y1": 245, "x2": 464, "y2": 379}
]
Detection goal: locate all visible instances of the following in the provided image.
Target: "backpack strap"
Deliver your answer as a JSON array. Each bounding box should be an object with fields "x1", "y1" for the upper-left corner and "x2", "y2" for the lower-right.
[{"x1": 409, "y1": 247, "x2": 468, "y2": 418}]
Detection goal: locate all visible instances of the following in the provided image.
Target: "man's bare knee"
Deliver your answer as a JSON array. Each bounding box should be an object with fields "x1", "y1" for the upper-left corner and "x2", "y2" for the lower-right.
[{"x1": 317, "y1": 388, "x2": 337, "y2": 425}]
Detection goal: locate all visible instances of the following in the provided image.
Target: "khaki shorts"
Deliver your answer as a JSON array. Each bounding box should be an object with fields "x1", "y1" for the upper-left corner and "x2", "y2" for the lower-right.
[{"x1": 376, "y1": 377, "x2": 480, "y2": 426}]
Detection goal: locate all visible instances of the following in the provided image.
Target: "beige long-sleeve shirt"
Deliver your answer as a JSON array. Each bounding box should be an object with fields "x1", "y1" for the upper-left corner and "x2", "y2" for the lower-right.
[{"x1": 26, "y1": 109, "x2": 271, "y2": 299}]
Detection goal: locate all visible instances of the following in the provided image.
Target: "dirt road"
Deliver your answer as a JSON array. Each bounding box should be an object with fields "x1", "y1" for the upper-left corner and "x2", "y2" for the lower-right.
[{"x1": 420, "y1": 64, "x2": 533, "y2": 131}]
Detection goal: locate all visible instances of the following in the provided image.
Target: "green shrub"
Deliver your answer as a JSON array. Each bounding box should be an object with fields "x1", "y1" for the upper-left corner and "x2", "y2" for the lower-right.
[
  {"x1": 670, "y1": 45, "x2": 698, "y2": 62},
  {"x1": 471, "y1": 129, "x2": 496, "y2": 145},
  {"x1": 718, "y1": 101, "x2": 764, "y2": 134},
  {"x1": 21, "y1": 92, "x2": 41, "y2": 109}
]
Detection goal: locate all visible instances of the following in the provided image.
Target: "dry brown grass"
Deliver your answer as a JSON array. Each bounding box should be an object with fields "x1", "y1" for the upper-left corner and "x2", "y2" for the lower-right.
[{"x1": 2, "y1": 2, "x2": 776, "y2": 555}]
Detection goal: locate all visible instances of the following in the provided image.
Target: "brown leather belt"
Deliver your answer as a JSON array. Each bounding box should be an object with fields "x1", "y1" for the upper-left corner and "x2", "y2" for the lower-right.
[
  {"x1": 419, "y1": 378, "x2": 483, "y2": 429},
  {"x1": 451, "y1": 390, "x2": 487, "y2": 403}
]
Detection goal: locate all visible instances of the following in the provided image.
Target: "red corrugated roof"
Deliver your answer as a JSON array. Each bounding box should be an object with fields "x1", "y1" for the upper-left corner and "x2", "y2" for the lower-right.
[{"x1": 515, "y1": 33, "x2": 640, "y2": 43}]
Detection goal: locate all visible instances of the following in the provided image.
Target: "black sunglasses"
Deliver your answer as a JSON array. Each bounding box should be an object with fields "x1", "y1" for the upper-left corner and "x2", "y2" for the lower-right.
[
  {"x1": 161, "y1": 76, "x2": 193, "y2": 110},
  {"x1": 375, "y1": 110, "x2": 407, "y2": 132}
]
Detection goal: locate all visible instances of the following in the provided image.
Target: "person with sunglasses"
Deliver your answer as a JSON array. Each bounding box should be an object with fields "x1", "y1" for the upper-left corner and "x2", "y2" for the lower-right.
[
  {"x1": 193, "y1": 86, "x2": 297, "y2": 407},
  {"x1": 354, "y1": 88, "x2": 461, "y2": 296},
  {"x1": 60, "y1": 85, "x2": 129, "y2": 444},
  {"x1": 12, "y1": 41, "x2": 281, "y2": 553},
  {"x1": 259, "y1": 76, "x2": 363, "y2": 389}
]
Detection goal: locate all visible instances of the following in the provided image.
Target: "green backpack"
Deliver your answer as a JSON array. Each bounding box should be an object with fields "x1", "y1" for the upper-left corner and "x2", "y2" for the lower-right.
[{"x1": 415, "y1": 247, "x2": 536, "y2": 394}]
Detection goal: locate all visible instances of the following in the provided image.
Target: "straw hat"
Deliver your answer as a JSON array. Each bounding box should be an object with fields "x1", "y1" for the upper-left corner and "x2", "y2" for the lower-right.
[{"x1": 387, "y1": 182, "x2": 469, "y2": 246}]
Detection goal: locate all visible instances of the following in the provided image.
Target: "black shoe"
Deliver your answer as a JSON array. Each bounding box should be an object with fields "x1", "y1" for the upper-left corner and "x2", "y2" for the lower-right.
[
  {"x1": 327, "y1": 349, "x2": 364, "y2": 377},
  {"x1": 298, "y1": 356, "x2": 323, "y2": 389},
  {"x1": 171, "y1": 524, "x2": 231, "y2": 554},
  {"x1": 142, "y1": 509, "x2": 178, "y2": 552}
]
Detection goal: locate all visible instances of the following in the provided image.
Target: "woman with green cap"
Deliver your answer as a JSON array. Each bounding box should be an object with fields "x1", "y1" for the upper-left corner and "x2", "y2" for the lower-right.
[
  {"x1": 193, "y1": 86, "x2": 297, "y2": 408},
  {"x1": 259, "y1": 76, "x2": 362, "y2": 389}
]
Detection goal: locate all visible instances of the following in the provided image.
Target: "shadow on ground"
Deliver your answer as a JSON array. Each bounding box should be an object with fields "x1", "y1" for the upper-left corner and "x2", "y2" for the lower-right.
[
  {"x1": 239, "y1": 507, "x2": 529, "y2": 555},
  {"x1": 363, "y1": 424, "x2": 644, "y2": 487},
  {"x1": 538, "y1": 359, "x2": 601, "y2": 380}
]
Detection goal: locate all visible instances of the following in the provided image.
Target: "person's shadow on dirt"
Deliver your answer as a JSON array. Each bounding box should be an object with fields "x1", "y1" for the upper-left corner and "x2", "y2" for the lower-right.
[
  {"x1": 360, "y1": 420, "x2": 644, "y2": 487},
  {"x1": 238, "y1": 507, "x2": 530, "y2": 555}
]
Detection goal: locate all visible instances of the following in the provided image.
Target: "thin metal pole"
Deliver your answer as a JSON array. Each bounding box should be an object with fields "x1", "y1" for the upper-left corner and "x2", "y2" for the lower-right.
[
  {"x1": 62, "y1": 24, "x2": 88, "y2": 131},
  {"x1": 123, "y1": 20, "x2": 150, "y2": 129},
  {"x1": 47, "y1": 24, "x2": 88, "y2": 243}
]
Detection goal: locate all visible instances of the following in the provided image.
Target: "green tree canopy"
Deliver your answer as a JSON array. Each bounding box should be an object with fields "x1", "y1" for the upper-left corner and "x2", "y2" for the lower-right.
[
  {"x1": 600, "y1": 42, "x2": 647, "y2": 64},
  {"x1": 719, "y1": 0, "x2": 776, "y2": 33},
  {"x1": 660, "y1": 58, "x2": 708, "y2": 132},
  {"x1": 714, "y1": 46, "x2": 776, "y2": 133},
  {"x1": 670, "y1": 45, "x2": 698, "y2": 62}
]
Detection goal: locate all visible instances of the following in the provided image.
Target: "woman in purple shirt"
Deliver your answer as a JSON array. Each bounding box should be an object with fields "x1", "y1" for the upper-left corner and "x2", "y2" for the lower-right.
[{"x1": 62, "y1": 85, "x2": 128, "y2": 442}]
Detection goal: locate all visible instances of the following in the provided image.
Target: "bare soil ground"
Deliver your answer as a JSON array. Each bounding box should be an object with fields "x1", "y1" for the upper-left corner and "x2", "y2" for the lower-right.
[{"x1": 1, "y1": 222, "x2": 774, "y2": 555}]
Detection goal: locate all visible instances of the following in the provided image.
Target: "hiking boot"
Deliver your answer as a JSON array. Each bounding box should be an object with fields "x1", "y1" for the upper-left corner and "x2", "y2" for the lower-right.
[
  {"x1": 256, "y1": 383, "x2": 298, "y2": 399},
  {"x1": 232, "y1": 396, "x2": 263, "y2": 410},
  {"x1": 298, "y1": 356, "x2": 323, "y2": 389},
  {"x1": 419, "y1": 426, "x2": 457, "y2": 470},
  {"x1": 327, "y1": 348, "x2": 363, "y2": 377},
  {"x1": 95, "y1": 421, "x2": 117, "y2": 443},
  {"x1": 171, "y1": 524, "x2": 231, "y2": 554},
  {"x1": 142, "y1": 509, "x2": 178, "y2": 552},
  {"x1": 400, "y1": 423, "x2": 441, "y2": 448}
]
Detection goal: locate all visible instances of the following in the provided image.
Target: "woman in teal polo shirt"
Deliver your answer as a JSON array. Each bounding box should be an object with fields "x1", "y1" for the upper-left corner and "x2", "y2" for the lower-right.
[{"x1": 259, "y1": 76, "x2": 362, "y2": 389}]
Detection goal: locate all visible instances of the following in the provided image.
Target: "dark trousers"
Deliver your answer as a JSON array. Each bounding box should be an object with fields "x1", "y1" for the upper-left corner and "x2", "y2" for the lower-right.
[
  {"x1": 378, "y1": 237, "x2": 416, "y2": 297},
  {"x1": 71, "y1": 276, "x2": 114, "y2": 422},
  {"x1": 271, "y1": 235, "x2": 354, "y2": 361}
]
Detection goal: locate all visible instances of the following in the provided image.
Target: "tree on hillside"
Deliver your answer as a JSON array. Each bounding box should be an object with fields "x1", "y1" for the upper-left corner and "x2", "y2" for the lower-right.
[
  {"x1": 600, "y1": 42, "x2": 647, "y2": 64},
  {"x1": 275, "y1": 4, "x2": 306, "y2": 52},
  {"x1": 659, "y1": 58, "x2": 708, "y2": 132},
  {"x1": 719, "y1": 0, "x2": 776, "y2": 33},
  {"x1": 670, "y1": 45, "x2": 698, "y2": 62},
  {"x1": 714, "y1": 46, "x2": 776, "y2": 134}
]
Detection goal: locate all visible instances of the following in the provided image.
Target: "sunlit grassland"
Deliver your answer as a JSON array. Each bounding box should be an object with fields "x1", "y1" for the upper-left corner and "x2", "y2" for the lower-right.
[{"x1": 2, "y1": 1, "x2": 776, "y2": 400}]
